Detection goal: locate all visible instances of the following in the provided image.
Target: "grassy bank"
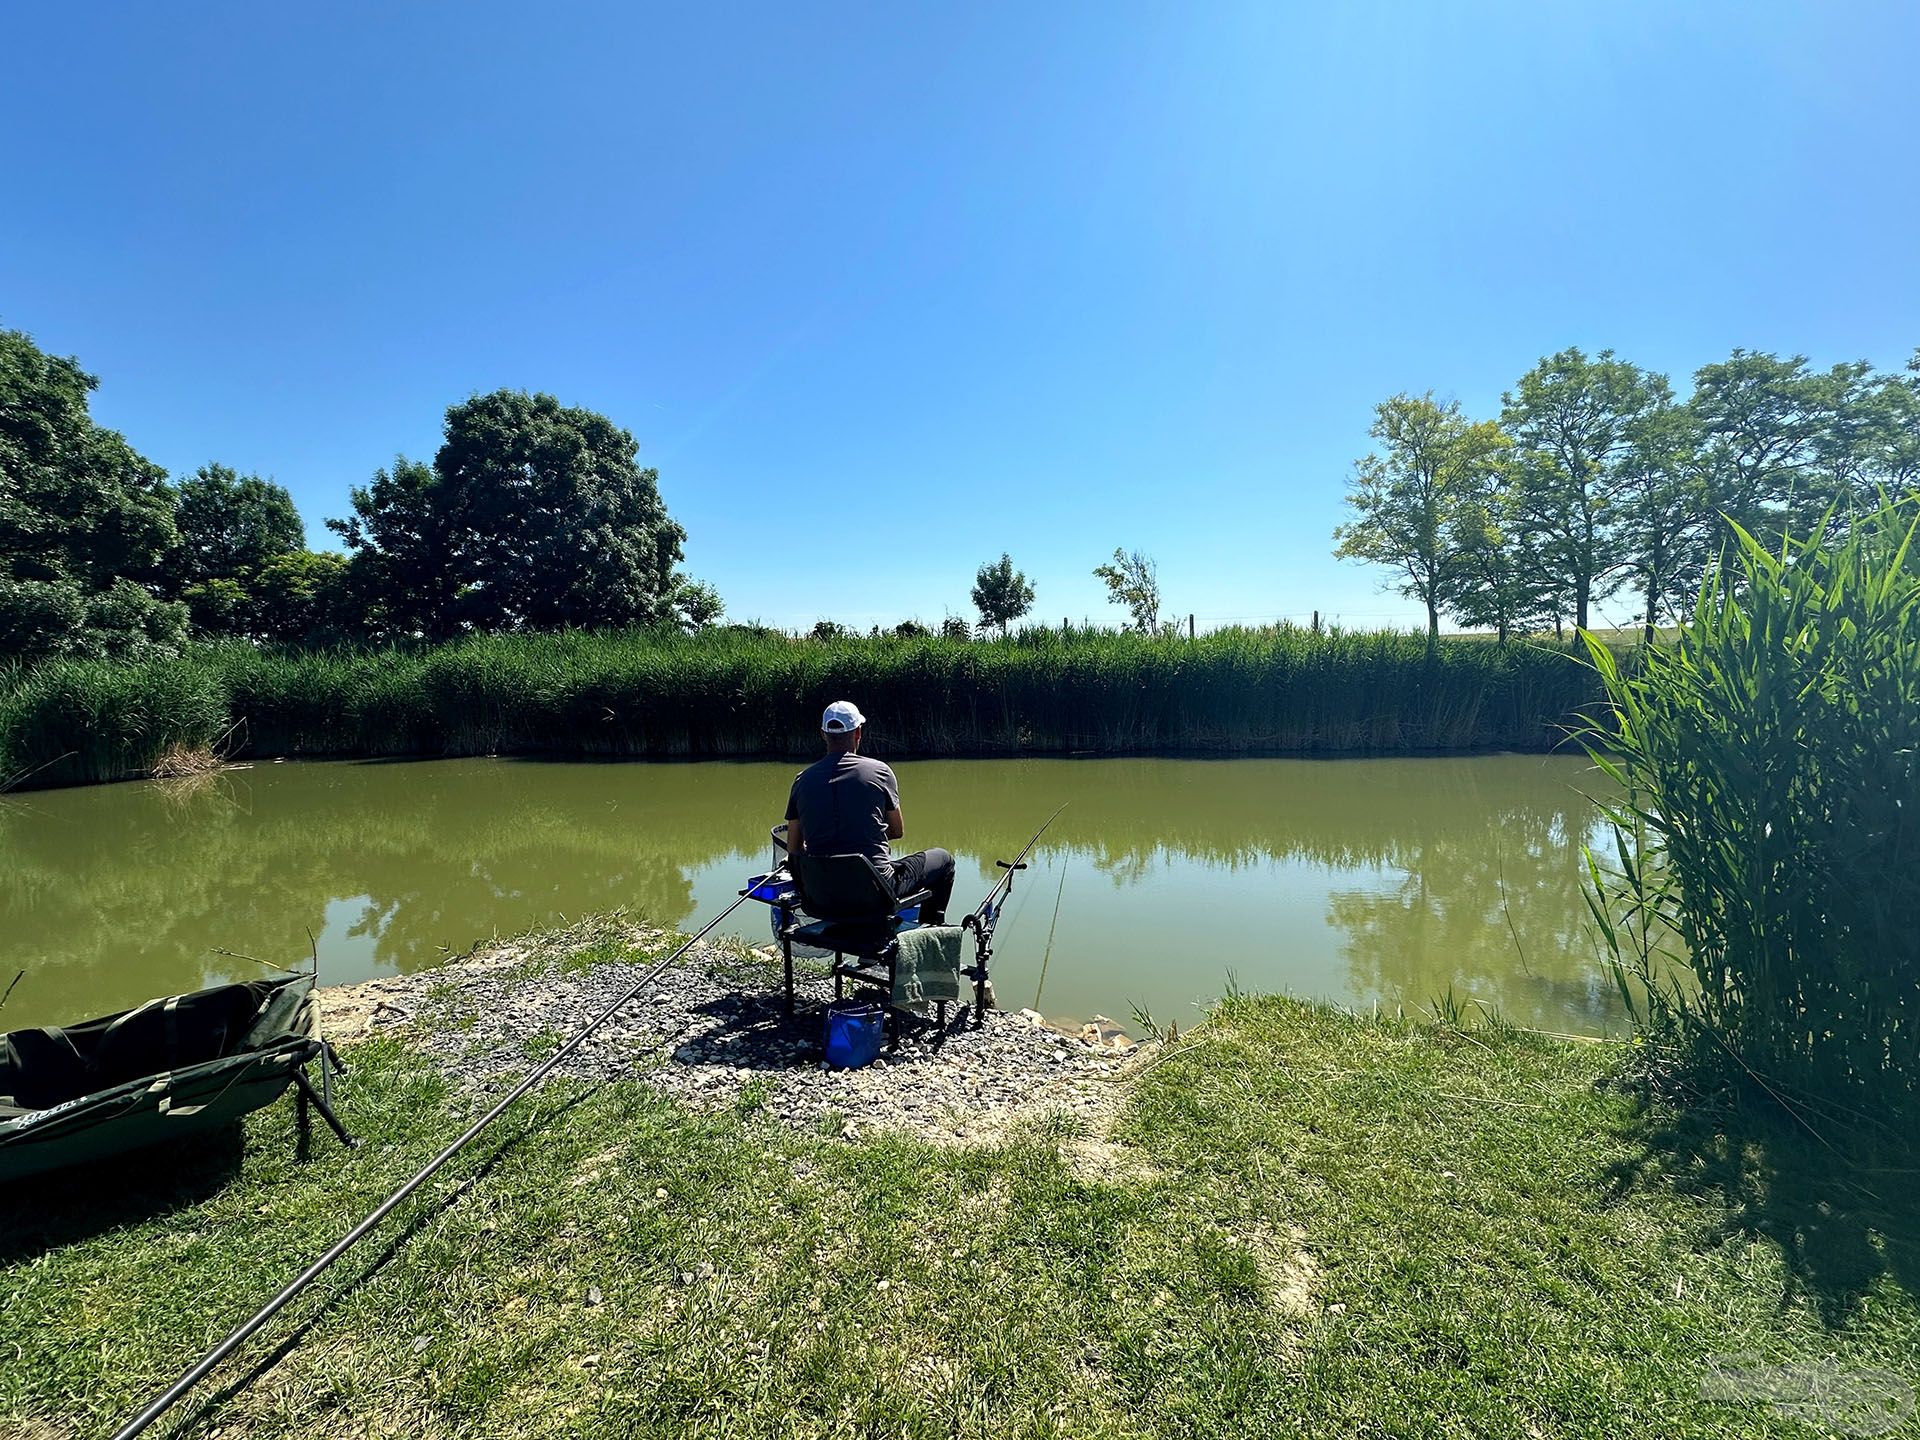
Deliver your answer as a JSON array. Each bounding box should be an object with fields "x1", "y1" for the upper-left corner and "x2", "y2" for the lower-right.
[
  {"x1": 5, "y1": 953, "x2": 1913, "y2": 1437},
  {"x1": 0, "y1": 626, "x2": 1606, "y2": 789}
]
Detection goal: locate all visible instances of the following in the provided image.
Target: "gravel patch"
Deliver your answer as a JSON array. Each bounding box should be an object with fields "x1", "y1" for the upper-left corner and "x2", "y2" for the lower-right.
[{"x1": 320, "y1": 917, "x2": 1143, "y2": 1144}]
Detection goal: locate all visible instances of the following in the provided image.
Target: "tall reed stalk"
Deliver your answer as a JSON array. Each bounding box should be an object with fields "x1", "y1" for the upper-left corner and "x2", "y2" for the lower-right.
[{"x1": 1582, "y1": 501, "x2": 1920, "y2": 1115}]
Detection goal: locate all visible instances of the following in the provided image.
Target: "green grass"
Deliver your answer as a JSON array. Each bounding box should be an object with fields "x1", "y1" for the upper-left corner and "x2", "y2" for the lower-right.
[
  {"x1": 0, "y1": 625, "x2": 1610, "y2": 790},
  {"x1": 5, "y1": 986, "x2": 1913, "y2": 1438}
]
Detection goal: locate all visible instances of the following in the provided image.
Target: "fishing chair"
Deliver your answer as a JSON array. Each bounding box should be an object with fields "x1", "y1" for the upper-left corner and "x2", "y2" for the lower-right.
[{"x1": 779, "y1": 852, "x2": 939, "y2": 1051}]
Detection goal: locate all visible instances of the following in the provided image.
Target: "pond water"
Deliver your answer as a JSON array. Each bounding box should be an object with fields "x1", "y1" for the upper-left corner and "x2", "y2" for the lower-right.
[{"x1": 0, "y1": 754, "x2": 1624, "y2": 1036}]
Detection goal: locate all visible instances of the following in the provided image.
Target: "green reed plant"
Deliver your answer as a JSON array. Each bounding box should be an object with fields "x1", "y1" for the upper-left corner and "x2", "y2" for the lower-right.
[
  {"x1": 1582, "y1": 500, "x2": 1920, "y2": 1115},
  {"x1": 0, "y1": 624, "x2": 1606, "y2": 789}
]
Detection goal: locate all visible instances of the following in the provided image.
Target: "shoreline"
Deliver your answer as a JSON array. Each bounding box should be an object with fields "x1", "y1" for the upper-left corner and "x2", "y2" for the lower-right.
[
  {"x1": 4, "y1": 736, "x2": 1592, "y2": 796},
  {"x1": 320, "y1": 914, "x2": 1146, "y2": 1147}
]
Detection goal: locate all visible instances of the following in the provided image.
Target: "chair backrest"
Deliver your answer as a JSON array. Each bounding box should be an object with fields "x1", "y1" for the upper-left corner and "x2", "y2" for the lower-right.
[{"x1": 791, "y1": 852, "x2": 898, "y2": 923}]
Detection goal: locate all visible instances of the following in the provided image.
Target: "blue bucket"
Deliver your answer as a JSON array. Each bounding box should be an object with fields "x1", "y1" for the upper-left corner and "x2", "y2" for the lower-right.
[{"x1": 823, "y1": 1002, "x2": 884, "y2": 1069}]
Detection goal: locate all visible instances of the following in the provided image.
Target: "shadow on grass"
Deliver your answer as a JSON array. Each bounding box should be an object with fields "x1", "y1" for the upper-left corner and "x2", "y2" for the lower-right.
[
  {"x1": 143, "y1": 1083, "x2": 604, "y2": 1437},
  {"x1": 0, "y1": 1125, "x2": 248, "y2": 1264},
  {"x1": 1608, "y1": 1089, "x2": 1920, "y2": 1328}
]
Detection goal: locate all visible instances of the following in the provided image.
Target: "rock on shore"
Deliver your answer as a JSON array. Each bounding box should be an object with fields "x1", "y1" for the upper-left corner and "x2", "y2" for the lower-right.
[{"x1": 320, "y1": 917, "x2": 1144, "y2": 1145}]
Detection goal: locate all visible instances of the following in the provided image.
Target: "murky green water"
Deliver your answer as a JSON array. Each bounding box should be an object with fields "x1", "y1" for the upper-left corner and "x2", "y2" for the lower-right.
[{"x1": 0, "y1": 754, "x2": 1622, "y2": 1036}]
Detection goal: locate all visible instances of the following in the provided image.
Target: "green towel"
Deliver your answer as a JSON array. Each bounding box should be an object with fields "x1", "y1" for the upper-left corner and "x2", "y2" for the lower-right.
[{"x1": 893, "y1": 925, "x2": 964, "y2": 1010}]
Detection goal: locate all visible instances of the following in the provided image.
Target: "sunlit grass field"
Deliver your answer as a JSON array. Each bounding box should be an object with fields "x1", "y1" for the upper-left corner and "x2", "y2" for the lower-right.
[{"x1": 4, "y1": 966, "x2": 1912, "y2": 1439}]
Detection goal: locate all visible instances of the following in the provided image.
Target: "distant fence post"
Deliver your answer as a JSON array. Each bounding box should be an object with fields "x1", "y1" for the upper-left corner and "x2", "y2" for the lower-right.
[
  {"x1": 1188, "y1": 614, "x2": 1196, "y2": 640},
  {"x1": 1312, "y1": 609, "x2": 1321, "y2": 635}
]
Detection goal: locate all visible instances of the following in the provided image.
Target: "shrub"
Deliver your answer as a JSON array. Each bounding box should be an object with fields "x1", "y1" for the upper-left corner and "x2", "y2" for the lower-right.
[{"x1": 1583, "y1": 502, "x2": 1920, "y2": 1115}]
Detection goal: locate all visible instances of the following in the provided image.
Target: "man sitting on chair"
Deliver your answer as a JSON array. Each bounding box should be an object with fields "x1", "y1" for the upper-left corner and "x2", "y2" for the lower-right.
[{"x1": 785, "y1": 700, "x2": 955, "y2": 924}]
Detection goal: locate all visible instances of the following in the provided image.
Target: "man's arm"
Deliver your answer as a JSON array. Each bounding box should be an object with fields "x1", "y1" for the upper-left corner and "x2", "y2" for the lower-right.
[
  {"x1": 784, "y1": 778, "x2": 804, "y2": 857},
  {"x1": 880, "y1": 763, "x2": 904, "y2": 841}
]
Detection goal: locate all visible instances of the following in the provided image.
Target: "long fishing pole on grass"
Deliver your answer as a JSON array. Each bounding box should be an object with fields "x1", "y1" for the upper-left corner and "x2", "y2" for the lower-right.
[{"x1": 110, "y1": 887, "x2": 762, "y2": 1440}]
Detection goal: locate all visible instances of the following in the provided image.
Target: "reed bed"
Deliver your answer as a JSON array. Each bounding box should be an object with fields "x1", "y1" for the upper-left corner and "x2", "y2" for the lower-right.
[
  {"x1": 1584, "y1": 502, "x2": 1920, "y2": 1115},
  {"x1": 0, "y1": 625, "x2": 1605, "y2": 790}
]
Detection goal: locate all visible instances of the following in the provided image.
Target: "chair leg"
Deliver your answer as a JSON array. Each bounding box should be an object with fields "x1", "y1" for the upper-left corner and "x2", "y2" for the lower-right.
[{"x1": 782, "y1": 935, "x2": 795, "y2": 1017}]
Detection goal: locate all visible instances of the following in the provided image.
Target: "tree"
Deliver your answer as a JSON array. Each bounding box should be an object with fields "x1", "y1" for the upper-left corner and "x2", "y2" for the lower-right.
[
  {"x1": 970, "y1": 553, "x2": 1035, "y2": 635},
  {"x1": 328, "y1": 457, "x2": 463, "y2": 639},
  {"x1": 328, "y1": 391, "x2": 686, "y2": 639},
  {"x1": 437, "y1": 390, "x2": 683, "y2": 632},
  {"x1": 253, "y1": 549, "x2": 354, "y2": 642},
  {"x1": 1502, "y1": 349, "x2": 1669, "y2": 632},
  {"x1": 0, "y1": 329, "x2": 185, "y2": 663},
  {"x1": 1617, "y1": 402, "x2": 1711, "y2": 642},
  {"x1": 1864, "y1": 351, "x2": 1920, "y2": 492},
  {"x1": 1447, "y1": 475, "x2": 1556, "y2": 645},
  {"x1": 1686, "y1": 350, "x2": 1823, "y2": 554},
  {"x1": 1093, "y1": 548, "x2": 1162, "y2": 633},
  {"x1": 669, "y1": 575, "x2": 725, "y2": 631},
  {"x1": 939, "y1": 613, "x2": 974, "y2": 640},
  {"x1": 1333, "y1": 393, "x2": 1507, "y2": 639},
  {"x1": 171, "y1": 463, "x2": 303, "y2": 589},
  {"x1": 180, "y1": 576, "x2": 250, "y2": 636}
]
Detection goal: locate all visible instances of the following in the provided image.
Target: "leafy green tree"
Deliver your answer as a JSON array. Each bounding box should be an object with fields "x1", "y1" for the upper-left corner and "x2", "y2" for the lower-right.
[
  {"x1": 970, "y1": 553, "x2": 1035, "y2": 635},
  {"x1": 180, "y1": 576, "x2": 251, "y2": 636},
  {"x1": 1864, "y1": 351, "x2": 1920, "y2": 491},
  {"x1": 0, "y1": 329, "x2": 185, "y2": 663},
  {"x1": 669, "y1": 575, "x2": 725, "y2": 631},
  {"x1": 1093, "y1": 548, "x2": 1162, "y2": 633},
  {"x1": 1617, "y1": 402, "x2": 1711, "y2": 643},
  {"x1": 940, "y1": 613, "x2": 974, "y2": 640},
  {"x1": 1502, "y1": 349, "x2": 1669, "y2": 633},
  {"x1": 329, "y1": 392, "x2": 686, "y2": 639},
  {"x1": 1447, "y1": 480, "x2": 1555, "y2": 644},
  {"x1": 1333, "y1": 393, "x2": 1507, "y2": 639},
  {"x1": 171, "y1": 463, "x2": 303, "y2": 589},
  {"x1": 254, "y1": 549, "x2": 354, "y2": 642},
  {"x1": 1686, "y1": 349, "x2": 1823, "y2": 552},
  {"x1": 328, "y1": 457, "x2": 463, "y2": 640},
  {"x1": 435, "y1": 390, "x2": 683, "y2": 631}
]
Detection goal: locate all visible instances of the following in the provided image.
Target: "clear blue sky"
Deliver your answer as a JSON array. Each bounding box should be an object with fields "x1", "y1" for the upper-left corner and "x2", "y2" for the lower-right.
[{"x1": 5, "y1": 3, "x2": 1918, "y2": 631}]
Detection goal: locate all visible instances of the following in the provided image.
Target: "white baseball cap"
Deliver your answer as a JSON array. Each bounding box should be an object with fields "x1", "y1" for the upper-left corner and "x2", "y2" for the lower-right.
[{"x1": 821, "y1": 700, "x2": 866, "y2": 733}]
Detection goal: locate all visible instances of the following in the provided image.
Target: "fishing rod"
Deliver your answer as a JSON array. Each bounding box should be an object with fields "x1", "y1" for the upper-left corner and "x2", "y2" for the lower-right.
[
  {"x1": 961, "y1": 804, "x2": 1067, "y2": 990},
  {"x1": 966, "y1": 803, "x2": 1066, "y2": 927},
  {"x1": 111, "y1": 888, "x2": 760, "y2": 1440}
]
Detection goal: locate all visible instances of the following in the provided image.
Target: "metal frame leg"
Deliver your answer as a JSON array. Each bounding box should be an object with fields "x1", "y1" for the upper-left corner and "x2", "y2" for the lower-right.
[
  {"x1": 782, "y1": 934, "x2": 795, "y2": 1017},
  {"x1": 291, "y1": 1067, "x2": 358, "y2": 1150}
]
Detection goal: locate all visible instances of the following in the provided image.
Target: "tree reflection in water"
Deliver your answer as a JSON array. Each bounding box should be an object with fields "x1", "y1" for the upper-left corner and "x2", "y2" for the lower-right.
[{"x1": 0, "y1": 753, "x2": 1620, "y2": 1034}]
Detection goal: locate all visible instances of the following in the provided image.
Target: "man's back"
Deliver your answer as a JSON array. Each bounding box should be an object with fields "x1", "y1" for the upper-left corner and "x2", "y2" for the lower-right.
[{"x1": 786, "y1": 751, "x2": 900, "y2": 862}]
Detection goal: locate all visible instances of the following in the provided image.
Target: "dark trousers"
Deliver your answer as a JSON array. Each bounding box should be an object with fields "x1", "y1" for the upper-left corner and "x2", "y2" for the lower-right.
[{"x1": 888, "y1": 847, "x2": 955, "y2": 924}]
